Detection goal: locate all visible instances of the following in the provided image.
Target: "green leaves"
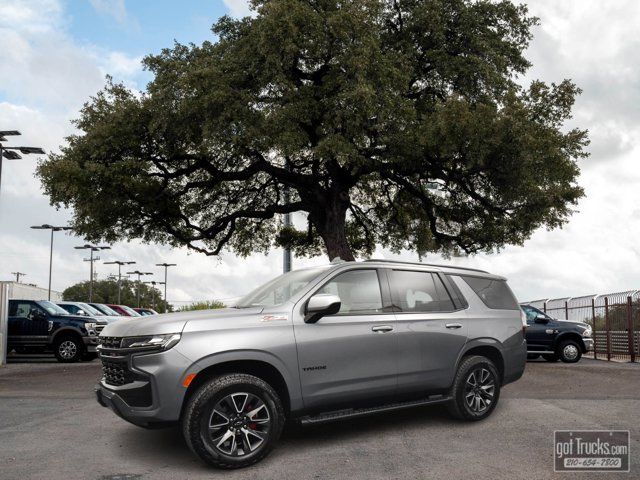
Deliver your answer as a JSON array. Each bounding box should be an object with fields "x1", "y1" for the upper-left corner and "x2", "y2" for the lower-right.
[{"x1": 37, "y1": 0, "x2": 586, "y2": 261}]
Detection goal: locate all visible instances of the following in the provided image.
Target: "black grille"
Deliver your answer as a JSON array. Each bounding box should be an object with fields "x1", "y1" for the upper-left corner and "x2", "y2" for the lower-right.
[
  {"x1": 101, "y1": 359, "x2": 134, "y2": 386},
  {"x1": 99, "y1": 336, "x2": 122, "y2": 349}
]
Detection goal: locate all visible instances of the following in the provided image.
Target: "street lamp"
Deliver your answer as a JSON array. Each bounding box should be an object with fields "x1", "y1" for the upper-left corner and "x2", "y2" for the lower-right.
[
  {"x1": 144, "y1": 280, "x2": 165, "y2": 310},
  {"x1": 127, "y1": 270, "x2": 152, "y2": 307},
  {"x1": 0, "y1": 131, "x2": 45, "y2": 202},
  {"x1": 104, "y1": 260, "x2": 136, "y2": 304},
  {"x1": 74, "y1": 244, "x2": 110, "y2": 302},
  {"x1": 31, "y1": 224, "x2": 72, "y2": 300},
  {"x1": 155, "y1": 263, "x2": 177, "y2": 313}
]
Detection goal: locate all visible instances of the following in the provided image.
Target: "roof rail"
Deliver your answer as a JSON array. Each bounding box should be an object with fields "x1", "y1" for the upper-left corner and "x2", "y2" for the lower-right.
[{"x1": 363, "y1": 259, "x2": 489, "y2": 274}]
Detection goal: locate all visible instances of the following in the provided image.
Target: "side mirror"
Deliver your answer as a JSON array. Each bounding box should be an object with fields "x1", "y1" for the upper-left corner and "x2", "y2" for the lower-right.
[
  {"x1": 534, "y1": 314, "x2": 549, "y2": 324},
  {"x1": 30, "y1": 309, "x2": 47, "y2": 321},
  {"x1": 304, "y1": 294, "x2": 341, "y2": 324},
  {"x1": 77, "y1": 310, "x2": 86, "y2": 316}
]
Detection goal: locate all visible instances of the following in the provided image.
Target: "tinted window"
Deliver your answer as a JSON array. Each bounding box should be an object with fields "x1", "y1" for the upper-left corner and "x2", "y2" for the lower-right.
[
  {"x1": 318, "y1": 269, "x2": 383, "y2": 314},
  {"x1": 9, "y1": 301, "x2": 32, "y2": 317},
  {"x1": 391, "y1": 270, "x2": 455, "y2": 312},
  {"x1": 461, "y1": 276, "x2": 519, "y2": 310}
]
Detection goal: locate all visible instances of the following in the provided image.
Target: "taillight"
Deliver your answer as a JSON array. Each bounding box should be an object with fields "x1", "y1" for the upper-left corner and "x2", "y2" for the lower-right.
[{"x1": 520, "y1": 309, "x2": 528, "y2": 337}]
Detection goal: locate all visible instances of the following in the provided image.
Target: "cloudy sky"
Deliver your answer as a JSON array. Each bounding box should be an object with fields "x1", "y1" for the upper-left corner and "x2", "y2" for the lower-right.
[{"x1": 0, "y1": 0, "x2": 638, "y2": 306}]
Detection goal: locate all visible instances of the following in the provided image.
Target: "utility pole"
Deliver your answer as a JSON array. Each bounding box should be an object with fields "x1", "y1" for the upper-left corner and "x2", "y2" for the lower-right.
[
  {"x1": 127, "y1": 270, "x2": 152, "y2": 307},
  {"x1": 30, "y1": 225, "x2": 72, "y2": 300},
  {"x1": 104, "y1": 260, "x2": 136, "y2": 304},
  {"x1": 11, "y1": 272, "x2": 26, "y2": 283},
  {"x1": 155, "y1": 263, "x2": 177, "y2": 313},
  {"x1": 75, "y1": 244, "x2": 110, "y2": 302}
]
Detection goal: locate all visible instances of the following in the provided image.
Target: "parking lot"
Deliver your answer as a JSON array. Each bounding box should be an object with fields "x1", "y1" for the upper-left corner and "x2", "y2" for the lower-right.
[{"x1": 1, "y1": 357, "x2": 638, "y2": 480}]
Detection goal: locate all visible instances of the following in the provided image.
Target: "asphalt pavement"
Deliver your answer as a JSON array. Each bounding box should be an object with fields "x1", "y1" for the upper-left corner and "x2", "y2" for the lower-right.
[{"x1": 1, "y1": 356, "x2": 638, "y2": 480}]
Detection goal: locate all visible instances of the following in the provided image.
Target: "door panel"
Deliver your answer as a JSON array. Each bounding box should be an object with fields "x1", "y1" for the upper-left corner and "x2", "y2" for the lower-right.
[
  {"x1": 394, "y1": 311, "x2": 468, "y2": 394},
  {"x1": 294, "y1": 268, "x2": 397, "y2": 410},
  {"x1": 389, "y1": 270, "x2": 468, "y2": 394},
  {"x1": 294, "y1": 313, "x2": 398, "y2": 410}
]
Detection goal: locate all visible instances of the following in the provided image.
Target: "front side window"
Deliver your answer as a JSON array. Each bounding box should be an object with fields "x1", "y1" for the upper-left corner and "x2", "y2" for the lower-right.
[
  {"x1": 522, "y1": 305, "x2": 550, "y2": 324},
  {"x1": 10, "y1": 301, "x2": 33, "y2": 317},
  {"x1": 317, "y1": 269, "x2": 383, "y2": 314},
  {"x1": 391, "y1": 270, "x2": 455, "y2": 312}
]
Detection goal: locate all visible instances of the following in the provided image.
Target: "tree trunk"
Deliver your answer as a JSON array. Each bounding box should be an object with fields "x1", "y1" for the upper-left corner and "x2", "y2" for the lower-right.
[{"x1": 314, "y1": 192, "x2": 355, "y2": 262}]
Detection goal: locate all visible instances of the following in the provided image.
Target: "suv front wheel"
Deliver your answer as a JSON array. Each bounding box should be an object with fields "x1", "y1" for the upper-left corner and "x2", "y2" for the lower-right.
[
  {"x1": 182, "y1": 373, "x2": 285, "y2": 469},
  {"x1": 447, "y1": 355, "x2": 501, "y2": 421}
]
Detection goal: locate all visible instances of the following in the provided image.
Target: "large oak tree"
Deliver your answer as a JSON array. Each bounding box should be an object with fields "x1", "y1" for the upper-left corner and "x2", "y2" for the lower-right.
[{"x1": 38, "y1": 0, "x2": 587, "y2": 261}]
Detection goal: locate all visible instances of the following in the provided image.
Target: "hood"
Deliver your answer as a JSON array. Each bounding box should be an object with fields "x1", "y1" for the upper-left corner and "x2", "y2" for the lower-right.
[
  {"x1": 100, "y1": 307, "x2": 263, "y2": 337},
  {"x1": 554, "y1": 318, "x2": 589, "y2": 327}
]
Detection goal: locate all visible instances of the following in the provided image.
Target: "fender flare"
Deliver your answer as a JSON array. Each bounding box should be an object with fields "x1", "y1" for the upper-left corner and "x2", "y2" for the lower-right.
[
  {"x1": 50, "y1": 327, "x2": 86, "y2": 345},
  {"x1": 553, "y1": 331, "x2": 586, "y2": 352},
  {"x1": 189, "y1": 349, "x2": 303, "y2": 412}
]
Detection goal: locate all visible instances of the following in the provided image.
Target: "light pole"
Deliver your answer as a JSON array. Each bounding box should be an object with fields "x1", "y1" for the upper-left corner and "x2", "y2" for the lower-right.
[
  {"x1": 0, "y1": 131, "x2": 45, "y2": 202},
  {"x1": 104, "y1": 260, "x2": 136, "y2": 304},
  {"x1": 11, "y1": 272, "x2": 26, "y2": 283},
  {"x1": 144, "y1": 281, "x2": 165, "y2": 310},
  {"x1": 75, "y1": 244, "x2": 110, "y2": 302},
  {"x1": 127, "y1": 270, "x2": 152, "y2": 307},
  {"x1": 31, "y1": 224, "x2": 72, "y2": 300},
  {"x1": 155, "y1": 263, "x2": 177, "y2": 313}
]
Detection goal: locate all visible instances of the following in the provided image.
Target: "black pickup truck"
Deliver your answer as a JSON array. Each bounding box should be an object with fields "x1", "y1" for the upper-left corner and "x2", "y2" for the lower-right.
[
  {"x1": 521, "y1": 304, "x2": 594, "y2": 363},
  {"x1": 7, "y1": 299, "x2": 106, "y2": 362}
]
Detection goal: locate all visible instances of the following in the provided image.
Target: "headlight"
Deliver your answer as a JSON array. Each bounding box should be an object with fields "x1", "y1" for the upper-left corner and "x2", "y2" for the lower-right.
[
  {"x1": 84, "y1": 323, "x2": 97, "y2": 336},
  {"x1": 582, "y1": 326, "x2": 592, "y2": 338},
  {"x1": 120, "y1": 333, "x2": 181, "y2": 351}
]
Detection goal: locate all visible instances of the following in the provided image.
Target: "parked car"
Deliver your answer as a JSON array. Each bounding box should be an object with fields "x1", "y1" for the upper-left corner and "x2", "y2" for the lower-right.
[
  {"x1": 8, "y1": 299, "x2": 106, "y2": 362},
  {"x1": 57, "y1": 301, "x2": 122, "y2": 324},
  {"x1": 134, "y1": 307, "x2": 158, "y2": 316},
  {"x1": 89, "y1": 303, "x2": 123, "y2": 316},
  {"x1": 521, "y1": 304, "x2": 593, "y2": 363},
  {"x1": 106, "y1": 304, "x2": 142, "y2": 317},
  {"x1": 96, "y1": 260, "x2": 526, "y2": 469}
]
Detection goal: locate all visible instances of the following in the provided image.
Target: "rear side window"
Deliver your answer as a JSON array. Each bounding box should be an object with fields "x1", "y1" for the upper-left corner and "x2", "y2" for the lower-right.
[
  {"x1": 460, "y1": 275, "x2": 519, "y2": 310},
  {"x1": 391, "y1": 270, "x2": 455, "y2": 312}
]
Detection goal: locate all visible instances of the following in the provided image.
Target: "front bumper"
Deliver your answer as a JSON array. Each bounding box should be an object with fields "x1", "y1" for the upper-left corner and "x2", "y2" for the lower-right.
[
  {"x1": 583, "y1": 338, "x2": 594, "y2": 352},
  {"x1": 95, "y1": 346, "x2": 193, "y2": 427},
  {"x1": 83, "y1": 336, "x2": 100, "y2": 352}
]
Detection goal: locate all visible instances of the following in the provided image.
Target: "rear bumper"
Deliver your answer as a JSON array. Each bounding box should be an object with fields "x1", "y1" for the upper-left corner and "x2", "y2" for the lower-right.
[{"x1": 503, "y1": 338, "x2": 527, "y2": 385}]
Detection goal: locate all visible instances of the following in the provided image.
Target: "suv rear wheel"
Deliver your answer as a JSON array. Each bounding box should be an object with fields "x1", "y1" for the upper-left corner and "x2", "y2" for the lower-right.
[
  {"x1": 53, "y1": 335, "x2": 83, "y2": 363},
  {"x1": 182, "y1": 373, "x2": 285, "y2": 469},
  {"x1": 447, "y1": 355, "x2": 501, "y2": 421},
  {"x1": 558, "y1": 339, "x2": 582, "y2": 363}
]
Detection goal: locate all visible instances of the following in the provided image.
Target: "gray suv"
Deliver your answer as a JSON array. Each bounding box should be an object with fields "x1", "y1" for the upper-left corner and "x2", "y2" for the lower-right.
[{"x1": 96, "y1": 260, "x2": 526, "y2": 469}]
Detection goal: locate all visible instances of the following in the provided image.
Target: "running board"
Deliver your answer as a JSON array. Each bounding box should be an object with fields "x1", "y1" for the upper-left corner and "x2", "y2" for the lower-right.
[
  {"x1": 298, "y1": 395, "x2": 452, "y2": 426},
  {"x1": 527, "y1": 350, "x2": 555, "y2": 354}
]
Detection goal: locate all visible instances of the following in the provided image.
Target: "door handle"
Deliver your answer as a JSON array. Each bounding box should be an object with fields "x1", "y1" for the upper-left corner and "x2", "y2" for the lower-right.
[
  {"x1": 372, "y1": 325, "x2": 393, "y2": 333},
  {"x1": 445, "y1": 323, "x2": 463, "y2": 329}
]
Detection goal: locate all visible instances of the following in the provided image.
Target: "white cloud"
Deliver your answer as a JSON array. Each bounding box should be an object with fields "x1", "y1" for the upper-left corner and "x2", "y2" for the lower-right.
[
  {"x1": 90, "y1": 0, "x2": 128, "y2": 25},
  {"x1": 222, "y1": 0, "x2": 254, "y2": 18}
]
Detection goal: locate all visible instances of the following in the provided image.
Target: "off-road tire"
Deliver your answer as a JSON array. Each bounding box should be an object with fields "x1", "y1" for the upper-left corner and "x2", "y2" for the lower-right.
[
  {"x1": 447, "y1": 355, "x2": 501, "y2": 421},
  {"x1": 182, "y1": 373, "x2": 285, "y2": 469}
]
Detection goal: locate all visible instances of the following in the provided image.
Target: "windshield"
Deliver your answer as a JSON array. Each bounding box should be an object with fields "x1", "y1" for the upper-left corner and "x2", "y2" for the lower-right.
[
  {"x1": 92, "y1": 303, "x2": 120, "y2": 316},
  {"x1": 77, "y1": 302, "x2": 103, "y2": 316},
  {"x1": 236, "y1": 267, "x2": 328, "y2": 308},
  {"x1": 121, "y1": 305, "x2": 142, "y2": 316},
  {"x1": 37, "y1": 301, "x2": 70, "y2": 316}
]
